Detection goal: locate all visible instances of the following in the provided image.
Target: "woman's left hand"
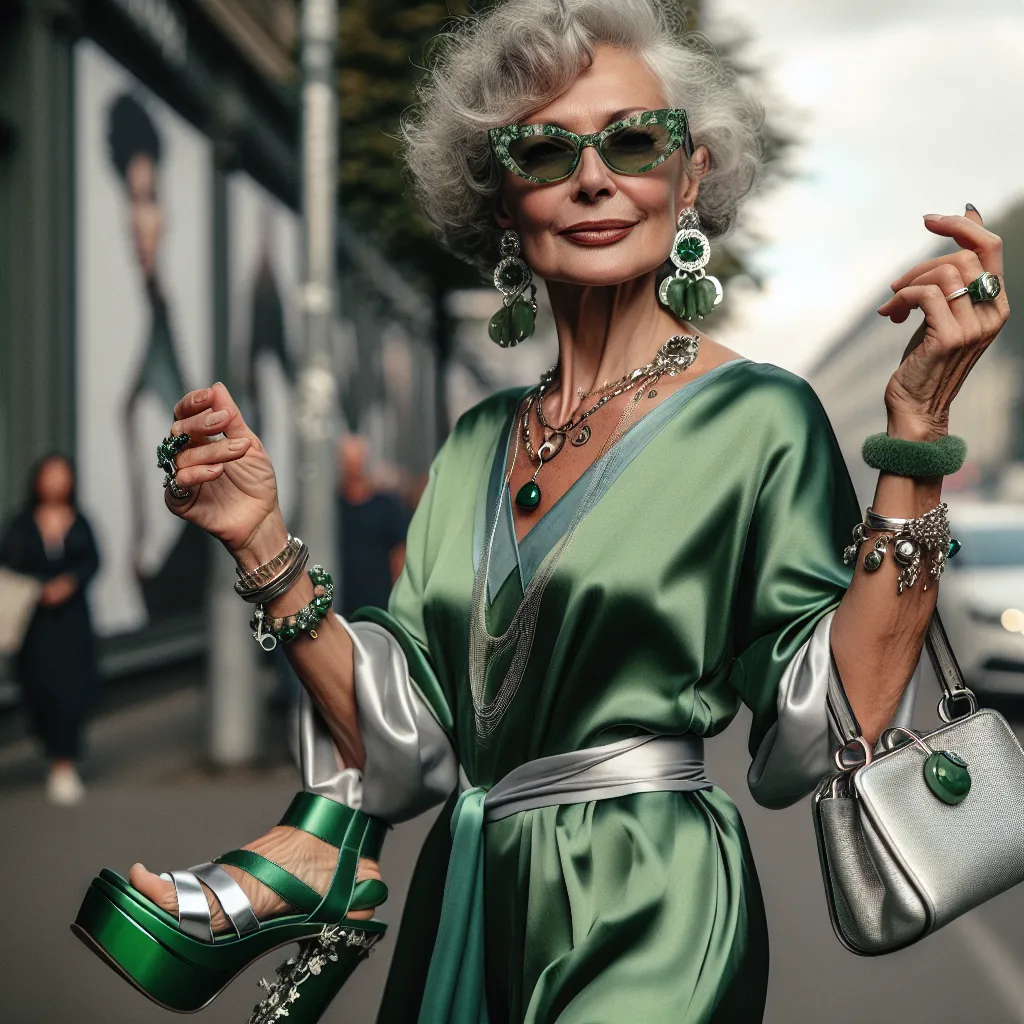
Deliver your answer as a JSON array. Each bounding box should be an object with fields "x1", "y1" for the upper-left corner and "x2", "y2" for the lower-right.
[{"x1": 878, "y1": 207, "x2": 1010, "y2": 440}]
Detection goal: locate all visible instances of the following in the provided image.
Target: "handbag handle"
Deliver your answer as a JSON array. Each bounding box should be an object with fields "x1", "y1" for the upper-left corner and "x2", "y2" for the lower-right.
[{"x1": 826, "y1": 608, "x2": 975, "y2": 746}]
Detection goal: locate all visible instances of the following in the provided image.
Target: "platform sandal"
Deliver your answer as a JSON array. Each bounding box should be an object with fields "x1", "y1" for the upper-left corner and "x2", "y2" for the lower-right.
[{"x1": 71, "y1": 792, "x2": 388, "y2": 1022}]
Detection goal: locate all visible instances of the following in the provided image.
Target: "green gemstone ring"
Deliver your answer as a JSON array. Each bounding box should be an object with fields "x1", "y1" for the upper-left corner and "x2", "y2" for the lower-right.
[
  {"x1": 157, "y1": 433, "x2": 191, "y2": 500},
  {"x1": 967, "y1": 271, "x2": 1001, "y2": 304}
]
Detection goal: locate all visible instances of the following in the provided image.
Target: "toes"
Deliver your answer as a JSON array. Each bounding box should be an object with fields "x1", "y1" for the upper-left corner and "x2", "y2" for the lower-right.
[{"x1": 130, "y1": 862, "x2": 179, "y2": 915}]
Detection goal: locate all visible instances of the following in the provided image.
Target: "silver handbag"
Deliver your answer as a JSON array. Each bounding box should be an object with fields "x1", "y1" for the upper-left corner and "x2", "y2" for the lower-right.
[{"x1": 812, "y1": 611, "x2": 1024, "y2": 956}]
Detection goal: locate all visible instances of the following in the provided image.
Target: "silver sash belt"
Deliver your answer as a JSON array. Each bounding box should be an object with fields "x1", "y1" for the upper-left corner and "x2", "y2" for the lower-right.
[
  {"x1": 420, "y1": 733, "x2": 711, "y2": 1021},
  {"x1": 459, "y1": 733, "x2": 712, "y2": 822}
]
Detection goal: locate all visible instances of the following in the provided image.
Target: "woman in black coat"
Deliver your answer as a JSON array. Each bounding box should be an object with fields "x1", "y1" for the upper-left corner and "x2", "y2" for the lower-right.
[{"x1": 0, "y1": 454, "x2": 101, "y2": 805}]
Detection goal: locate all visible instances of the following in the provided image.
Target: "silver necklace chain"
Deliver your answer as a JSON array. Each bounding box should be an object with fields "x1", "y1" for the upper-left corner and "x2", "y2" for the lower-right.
[{"x1": 467, "y1": 333, "x2": 700, "y2": 740}]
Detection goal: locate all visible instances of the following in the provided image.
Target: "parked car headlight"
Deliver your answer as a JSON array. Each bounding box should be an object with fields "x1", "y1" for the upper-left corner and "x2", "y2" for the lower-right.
[{"x1": 1001, "y1": 608, "x2": 1024, "y2": 634}]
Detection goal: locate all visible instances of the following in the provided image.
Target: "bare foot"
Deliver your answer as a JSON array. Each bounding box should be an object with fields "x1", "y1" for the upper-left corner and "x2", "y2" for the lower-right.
[{"x1": 130, "y1": 825, "x2": 383, "y2": 933}]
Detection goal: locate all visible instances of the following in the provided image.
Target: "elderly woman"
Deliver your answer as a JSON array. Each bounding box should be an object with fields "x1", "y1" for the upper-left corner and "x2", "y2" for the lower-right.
[{"x1": 73, "y1": 1, "x2": 1009, "y2": 1022}]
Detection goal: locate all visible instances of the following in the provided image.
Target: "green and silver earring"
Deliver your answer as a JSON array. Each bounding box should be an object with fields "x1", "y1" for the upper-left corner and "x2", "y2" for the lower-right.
[
  {"x1": 658, "y1": 208, "x2": 723, "y2": 322},
  {"x1": 489, "y1": 230, "x2": 538, "y2": 348}
]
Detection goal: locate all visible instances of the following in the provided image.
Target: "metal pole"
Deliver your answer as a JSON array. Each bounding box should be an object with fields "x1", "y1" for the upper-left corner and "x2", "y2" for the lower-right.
[
  {"x1": 297, "y1": 0, "x2": 339, "y2": 577},
  {"x1": 207, "y1": 109, "x2": 260, "y2": 767}
]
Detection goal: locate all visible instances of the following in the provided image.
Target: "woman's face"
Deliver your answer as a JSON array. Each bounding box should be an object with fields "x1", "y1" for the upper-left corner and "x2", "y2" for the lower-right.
[
  {"x1": 36, "y1": 459, "x2": 74, "y2": 505},
  {"x1": 126, "y1": 153, "x2": 164, "y2": 280},
  {"x1": 495, "y1": 45, "x2": 708, "y2": 288}
]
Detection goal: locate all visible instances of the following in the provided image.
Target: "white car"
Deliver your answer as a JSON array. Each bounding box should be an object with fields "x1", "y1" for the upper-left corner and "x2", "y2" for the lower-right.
[{"x1": 938, "y1": 501, "x2": 1024, "y2": 695}]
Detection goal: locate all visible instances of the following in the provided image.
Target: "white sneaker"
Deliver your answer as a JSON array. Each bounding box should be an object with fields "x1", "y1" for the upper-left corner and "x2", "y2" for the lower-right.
[{"x1": 47, "y1": 765, "x2": 85, "y2": 806}]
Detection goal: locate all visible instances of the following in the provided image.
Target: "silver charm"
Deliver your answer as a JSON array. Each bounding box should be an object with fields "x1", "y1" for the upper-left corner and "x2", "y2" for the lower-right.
[
  {"x1": 493, "y1": 230, "x2": 533, "y2": 302},
  {"x1": 863, "y1": 537, "x2": 888, "y2": 572},
  {"x1": 571, "y1": 425, "x2": 592, "y2": 446},
  {"x1": 653, "y1": 333, "x2": 700, "y2": 376},
  {"x1": 251, "y1": 606, "x2": 278, "y2": 652}
]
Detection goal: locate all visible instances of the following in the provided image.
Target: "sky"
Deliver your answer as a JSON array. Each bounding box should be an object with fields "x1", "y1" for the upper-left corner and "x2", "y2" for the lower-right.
[{"x1": 704, "y1": 0, "x2": 1024, "y2": 373}]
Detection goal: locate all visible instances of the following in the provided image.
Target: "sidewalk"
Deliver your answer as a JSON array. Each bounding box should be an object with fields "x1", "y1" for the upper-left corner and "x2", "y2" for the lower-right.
[
  {"x1": 0, "y1": 681, "x2": 434, "y2": 1024},
  {"x1": 3, "y1": 680, "x2": 1023, "y2": 1023}
]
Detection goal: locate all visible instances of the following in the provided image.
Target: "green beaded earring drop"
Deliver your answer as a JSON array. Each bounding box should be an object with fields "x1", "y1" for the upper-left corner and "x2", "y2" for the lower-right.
[
  {"x1": 658, "y1": 207, "x2": 723, "y2": 322},
  {"x1": 489, "y1": 230, "x2": 538, "y2": 348}
]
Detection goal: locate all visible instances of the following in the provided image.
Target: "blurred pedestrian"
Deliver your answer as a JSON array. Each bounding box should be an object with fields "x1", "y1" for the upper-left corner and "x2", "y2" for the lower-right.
[
  {"x1": 337, "y1": 435, "x2": 410, "y2": 617},
  {"x1": 0, "y1": 454, "x2": 101, "y2": 805}
]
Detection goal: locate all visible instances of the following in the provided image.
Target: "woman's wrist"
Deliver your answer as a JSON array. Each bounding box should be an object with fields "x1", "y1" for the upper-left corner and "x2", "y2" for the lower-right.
[
  {"x1": 884, "y1": 409, "x2": 948, "y2": 443},
  {"x1": 231, "y1": 510, "x2": 290, "y2": 573}
]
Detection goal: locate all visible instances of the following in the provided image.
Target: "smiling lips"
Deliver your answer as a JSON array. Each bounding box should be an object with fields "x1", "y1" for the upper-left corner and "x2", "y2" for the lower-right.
[{"x1": 560, "y1": 220, "x2": 638, "y2": 245}]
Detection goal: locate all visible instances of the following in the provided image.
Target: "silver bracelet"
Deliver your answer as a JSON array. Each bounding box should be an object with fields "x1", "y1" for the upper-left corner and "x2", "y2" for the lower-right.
[
  {"x1": 842, "y1": 502, "x2": 955, "y2": 594},
  {"x1": 234, "y1": 536, "x2": 309, "y2": 604},
  {"x1": 243, "y1": 546, "x2": 310, "y2": 605}
]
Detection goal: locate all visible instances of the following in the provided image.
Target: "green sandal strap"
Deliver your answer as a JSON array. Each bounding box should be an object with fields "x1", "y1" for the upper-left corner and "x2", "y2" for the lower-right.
[
  {"x1": 279, "y1": 792, "x2": 388, "y2": 862},
  {"x1": 279, "y1": 792, "x2": 355, "y2": 847},
  {"x1": 314, "y1": 814, "x2": 370, "y2": 925},
  {"x1": 214, "y1": 850, "x2": 320, "y2": 915},
  {"x1": 349, "y1": 878, "x2": 388, "y2": 913}
]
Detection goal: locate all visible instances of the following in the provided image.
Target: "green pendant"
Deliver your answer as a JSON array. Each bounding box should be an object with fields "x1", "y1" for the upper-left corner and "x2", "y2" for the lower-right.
[
  {"x1": 923, "y1": 750, "x2": 971, "y2": 804},
  {"x1": 515, "y1": 480, "x2": 541, "y2": 511},
  {"x1": 947, "y1": 537, "x2": 961, "y2": 559},
  {"x1": 666, "y1": 276, "x2": 689, "y2": 319},
  {"x1": 692, "y1": 277, "x2": 718, "y2": 317},
  {"x1": 488, "y1": 299, "x2": 535, "y2": 348},
  {"x1": 682, "y1": 281, "x2": 697, "y2": 320},
  {"x1": 511, "y1": 298, "x2": 536, "y2": 341}
]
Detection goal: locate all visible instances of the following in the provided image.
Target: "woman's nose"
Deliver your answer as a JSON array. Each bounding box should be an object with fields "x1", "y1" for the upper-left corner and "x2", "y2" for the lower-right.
[{"x1": 572, "y1": 146, "x2": 617, "y2": 202}]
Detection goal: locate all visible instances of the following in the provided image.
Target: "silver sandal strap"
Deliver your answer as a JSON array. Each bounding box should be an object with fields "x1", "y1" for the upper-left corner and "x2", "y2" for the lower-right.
[
  {"x1": 190, "y1": 862, "x2": 260, "y2": 937},
  {"x1": 159, "y1": 870, "x2": 213, "y2": 943}
]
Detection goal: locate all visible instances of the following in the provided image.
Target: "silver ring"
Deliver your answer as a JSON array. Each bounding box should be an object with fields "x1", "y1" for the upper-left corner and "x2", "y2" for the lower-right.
[{"x1": 944, "y1": 286, "x2": 969, "y2": 302}]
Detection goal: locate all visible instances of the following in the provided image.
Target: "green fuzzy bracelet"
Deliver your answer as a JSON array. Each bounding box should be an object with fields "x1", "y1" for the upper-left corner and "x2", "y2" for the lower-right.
[{"x1": 862, "y1": 432, "x2": 967, "y2": 478}]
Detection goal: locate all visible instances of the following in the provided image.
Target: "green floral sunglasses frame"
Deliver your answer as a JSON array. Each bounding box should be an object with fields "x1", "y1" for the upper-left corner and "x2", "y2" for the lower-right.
[{"x1": 489, "y1": 108, "x2": 693, "y2": 184}]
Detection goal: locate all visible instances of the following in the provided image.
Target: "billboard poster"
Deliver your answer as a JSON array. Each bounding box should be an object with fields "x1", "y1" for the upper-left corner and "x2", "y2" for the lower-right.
[
  {"x1": 75, "y1": 39, "x2": 213, "y2": 637},
  {"x1": 227, "y1": 173, "x2": 301, "y2": 524}
]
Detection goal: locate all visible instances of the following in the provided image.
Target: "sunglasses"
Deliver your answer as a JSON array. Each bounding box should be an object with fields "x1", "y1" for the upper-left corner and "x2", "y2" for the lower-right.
[{"x1": 489, "y1": 108, "x2": 692, "y2": 184}]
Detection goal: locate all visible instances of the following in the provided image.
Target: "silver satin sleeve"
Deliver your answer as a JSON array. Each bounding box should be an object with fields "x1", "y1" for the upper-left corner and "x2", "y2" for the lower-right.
[
  {"x1": 747, "y1": 609, "x2": 921, "y2": 810},
  {"x1": 298, "y1": 614, "x2": 457, "y2": 824}
]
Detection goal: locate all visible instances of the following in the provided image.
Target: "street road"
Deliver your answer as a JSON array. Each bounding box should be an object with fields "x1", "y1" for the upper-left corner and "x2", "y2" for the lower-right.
[{"x1": 1, "y1": 676, "x2": 1022, "y2": 1023}]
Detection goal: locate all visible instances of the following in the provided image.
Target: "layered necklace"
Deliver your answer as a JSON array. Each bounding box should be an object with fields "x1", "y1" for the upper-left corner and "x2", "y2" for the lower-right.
[
  {"x1": 470, "y1": 331, "x2": 700, "y2": 740},
  {"x1": 514, "y1": 332, "x2": 701, "y2": 512}
]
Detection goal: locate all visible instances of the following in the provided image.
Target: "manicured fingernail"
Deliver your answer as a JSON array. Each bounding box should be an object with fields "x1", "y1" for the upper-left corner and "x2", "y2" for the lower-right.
[
  {"x1": 204, "y1": 409, "x2": 227, "y2": 427},
  {"x1": 923, "y1": 214, "x2": 942, "y2": 222},
  {"x1": 170, "y1": 421, "x2": 181, "y2": 436},
  {"x1": 229, "y1": 438, "x2": 248, "y2": 451},
  {"x1": 966, "y1": 202, "x2": 982, "y2": 221}
]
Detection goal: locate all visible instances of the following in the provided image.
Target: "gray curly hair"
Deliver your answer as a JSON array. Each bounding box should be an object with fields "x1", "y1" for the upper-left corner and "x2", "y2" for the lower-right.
[{"x1": 402, "y1": 0, "x2": 764, "y2": 274}]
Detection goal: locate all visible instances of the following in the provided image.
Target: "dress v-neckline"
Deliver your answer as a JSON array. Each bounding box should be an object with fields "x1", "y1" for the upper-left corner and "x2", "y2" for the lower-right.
[{"x1": 473, "y1": 358, "x2": 750, "y2": 604}]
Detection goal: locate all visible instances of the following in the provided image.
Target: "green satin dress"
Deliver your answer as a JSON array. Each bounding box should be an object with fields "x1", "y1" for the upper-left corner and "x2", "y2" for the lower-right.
[{"x1": 372, "y1": 359, "x2": 858, "y2": 1024}]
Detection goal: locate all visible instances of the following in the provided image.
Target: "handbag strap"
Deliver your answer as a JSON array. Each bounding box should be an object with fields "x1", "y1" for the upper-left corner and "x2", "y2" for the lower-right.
[{"x1": 826, "y1": 608, "x2": 971, "y2": 745}]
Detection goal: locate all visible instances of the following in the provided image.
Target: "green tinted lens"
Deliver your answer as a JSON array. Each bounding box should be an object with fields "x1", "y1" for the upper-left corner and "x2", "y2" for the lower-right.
[
  {"x1": 600, "y1": 122, "x2": 673, "y2": 173},
  {"x1": 507, "y1": 134, "x2": 579, "y2": 181}
]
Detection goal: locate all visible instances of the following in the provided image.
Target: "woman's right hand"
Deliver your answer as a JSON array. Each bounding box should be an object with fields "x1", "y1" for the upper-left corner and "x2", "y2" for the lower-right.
[{"x1": 164, "y1": 382, "x2": 286, "y2": 566}]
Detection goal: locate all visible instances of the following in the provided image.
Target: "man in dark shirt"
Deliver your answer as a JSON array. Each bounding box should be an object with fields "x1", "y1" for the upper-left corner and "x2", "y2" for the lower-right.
[{"x1": 337, "y1": 435, "x2": 411, "y2": 617}]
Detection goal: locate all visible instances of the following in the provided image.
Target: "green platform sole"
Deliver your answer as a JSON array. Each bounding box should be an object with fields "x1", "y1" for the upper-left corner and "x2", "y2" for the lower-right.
[{"x1": 71, "y1": 871, "x2": 386, "y2": 1018}]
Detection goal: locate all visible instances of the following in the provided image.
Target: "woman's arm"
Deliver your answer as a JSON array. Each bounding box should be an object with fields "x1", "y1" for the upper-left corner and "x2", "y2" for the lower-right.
[
  {"x1": 235, "y1": 511, "x2": 365, "y2": 770},
  {"x1": 69, "y1": 516, "x2": 101, "y2": 589},
  {"x1": 830, "y1": 208, "x2": 1010, "y2": 744}
]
